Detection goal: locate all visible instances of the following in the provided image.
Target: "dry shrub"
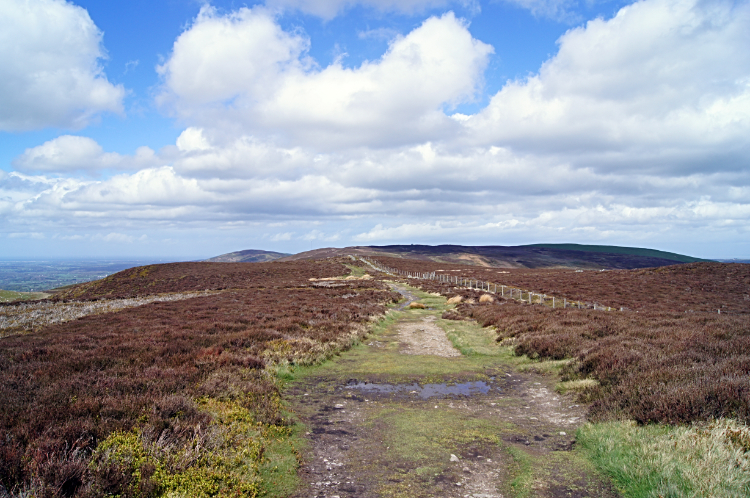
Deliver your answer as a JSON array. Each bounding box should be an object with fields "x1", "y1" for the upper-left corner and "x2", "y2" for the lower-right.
[
  {"x1": 0, "y1": 259, "x2": 399, "y2": 496},
  {"x1": 372, "y1": 256, "x2": 750, "y2": 314},
  {"x1": 479, "y1": 294, "x2": 494, "y2": 303},
  {"x1": 408, "y1": 302, "x2": 426, "y2": 309},
  {"x1": 373, "y1": 256, "x2": 750, "y2": 425},
  {"x1": 446, "y1": 296, "x2": 462, "y2": 304},
  {"x1": 443, "y1": 298, "x2": 750, "y2": 426}
]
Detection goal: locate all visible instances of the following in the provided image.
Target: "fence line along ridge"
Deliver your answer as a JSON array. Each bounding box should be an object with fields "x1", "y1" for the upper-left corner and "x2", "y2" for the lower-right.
[{"x1": 357, "y1": 256, "x2": 616, "y2": 312}]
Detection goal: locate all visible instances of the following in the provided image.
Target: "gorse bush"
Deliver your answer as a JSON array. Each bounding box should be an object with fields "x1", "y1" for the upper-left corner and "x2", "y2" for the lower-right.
[{"x1": 0, "y1": 260, "x2": 399, "y2": 497}]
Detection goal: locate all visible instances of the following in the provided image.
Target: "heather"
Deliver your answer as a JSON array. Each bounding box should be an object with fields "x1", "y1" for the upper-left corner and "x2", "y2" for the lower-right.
[
  {"x1": 453, "y1": 300, "x2": 750, "y2": 425},
  {"x1": 371, "y1": 256, "x2": 750, "y2": 313},
  {"x1": 0, "y1": 260, "x2": 398, "y2": 497},
  {"x1": 369, "y1": 256, "x2": 750, "y2": 426},
  {"x1": 53, "y1": 260, "x2": 349, "y2": 300}
]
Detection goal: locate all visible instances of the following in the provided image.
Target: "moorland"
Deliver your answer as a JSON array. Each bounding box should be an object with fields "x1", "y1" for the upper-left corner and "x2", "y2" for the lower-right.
[{"x1": 0, "y1": 249, "x2": 748, "y2": 497}]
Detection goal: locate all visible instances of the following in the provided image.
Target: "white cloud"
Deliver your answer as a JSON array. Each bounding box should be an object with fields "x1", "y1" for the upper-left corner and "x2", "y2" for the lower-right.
[
  {"x1": 302, "y1": 229, "x2": 340, "y2": 241},
  {"x1": 0, "y1": 0, "x2": 124, "y2": 131},
  {"x1": 12, "y1": 136, "x2": 159, "y2": 174},
  {"x1": 2, "y1": 0, "x2": 749, "y2": 258},
  {"x1": 8, "y1": 232, "x2": 45, "y2": 240},
  {"x1": 176, "y1": 127, "x2": 212, "y2": 152},
  {"x1": 465, "y1": 0, "x2": 750, "y2": 175},
  {"x1": 93, "y1": 232, "x2": 132, "y2": 243},
  {"x1": 270, "y1": 232, "x2": 294, "y2": 241},
  {"x1": 158, "y1": 9, "x2": 492, "y2": 148}
]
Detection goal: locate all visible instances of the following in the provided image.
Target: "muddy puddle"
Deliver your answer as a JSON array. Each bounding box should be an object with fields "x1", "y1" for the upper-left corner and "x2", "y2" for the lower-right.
[
  {"x1": 287, "y1": 284, "x2": 619, "y2": 498},
  {"x1": 345, "y1": 379, "x2": 495, "y2": 399}
]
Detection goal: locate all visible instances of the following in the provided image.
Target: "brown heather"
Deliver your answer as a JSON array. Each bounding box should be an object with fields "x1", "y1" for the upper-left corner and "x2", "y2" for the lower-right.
[
  {"x1": 0, "y1": 259, "x2": 399, "y2": 497},
  {"x1": 372, "y1": 257, "x2": 750, "y2": 426},
  {"x1": 372, "y1": 256, "x2": 750, "y2": 313}
]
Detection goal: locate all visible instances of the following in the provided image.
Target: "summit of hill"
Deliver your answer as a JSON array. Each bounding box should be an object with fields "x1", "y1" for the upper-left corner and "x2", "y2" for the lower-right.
[{"x1": 203, "y1": 249, "x2": 290, "y2": 263}]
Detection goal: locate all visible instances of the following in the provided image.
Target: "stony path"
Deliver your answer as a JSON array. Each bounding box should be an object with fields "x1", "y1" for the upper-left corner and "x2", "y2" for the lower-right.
[
  {"x1": 287, "y1": 285, "x2": 619, "y2": 498},
  {"x1": 0, "y1": 290, "x2": 218, "y2": 337}
]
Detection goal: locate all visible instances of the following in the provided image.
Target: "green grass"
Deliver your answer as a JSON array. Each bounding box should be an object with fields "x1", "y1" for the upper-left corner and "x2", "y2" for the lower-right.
[
  {"x1": 506, "y1": 446, "x2": 534, "y2": 498},
  {"x1": 373, "y1": 404, "x2": 506, "y2": 463},
  {"x1": 577, "y1": 419, "x2": 750, "y2": 497},
  {"x1": 0, "y1": 289, "x2": 49, "y2": 302},
  {"x1": 343, "y1": 263, "x2": 369, "y2": 277}
]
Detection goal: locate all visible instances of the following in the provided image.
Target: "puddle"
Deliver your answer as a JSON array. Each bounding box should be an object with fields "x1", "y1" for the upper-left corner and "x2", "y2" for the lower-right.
[{"x1": 345, "y1": 380, "x2": 495, "y2": 399}]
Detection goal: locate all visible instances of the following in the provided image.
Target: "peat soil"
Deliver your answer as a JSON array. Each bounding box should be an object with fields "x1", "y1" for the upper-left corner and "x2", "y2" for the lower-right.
[{"x1": 286, "y1": 285, "x2": 619, "y2": 498}]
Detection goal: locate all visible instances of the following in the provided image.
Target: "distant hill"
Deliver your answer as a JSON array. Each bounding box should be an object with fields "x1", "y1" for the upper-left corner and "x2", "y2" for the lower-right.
[
  {"x1": 528, "y1": 243, "x2": 706, "y2": 264},
  {"x1": 204, "y1": 249, "x2": 290, "y2": 263},
  {"x1": 280, "y1": 244, "x2": 704, "y2": 270}
]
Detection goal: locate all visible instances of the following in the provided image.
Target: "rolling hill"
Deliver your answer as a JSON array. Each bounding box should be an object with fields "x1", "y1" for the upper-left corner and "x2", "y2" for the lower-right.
[
  {"x1": 203, "y1": 249, "x2": 290, "y2": 263},
  {"x1": 279, "y1": 243, "x2": 706, "y2": 269}
]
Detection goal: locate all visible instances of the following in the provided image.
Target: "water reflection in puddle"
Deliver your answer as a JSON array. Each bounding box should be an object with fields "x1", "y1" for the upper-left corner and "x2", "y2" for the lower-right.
[{"x1": 345, "y1": 380, "x2": 494, "y2": 398}]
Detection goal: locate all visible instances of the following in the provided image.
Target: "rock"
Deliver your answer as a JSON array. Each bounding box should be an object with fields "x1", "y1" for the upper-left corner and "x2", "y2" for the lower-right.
[{"x1": 450, "y1": 454, "x2": 460, "y2": 462}]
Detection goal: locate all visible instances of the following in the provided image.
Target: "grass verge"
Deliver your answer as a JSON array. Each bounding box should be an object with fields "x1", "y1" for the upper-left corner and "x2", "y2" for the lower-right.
[{"x1": 577, "y1": 419, "x2": 750, "y2": 497}]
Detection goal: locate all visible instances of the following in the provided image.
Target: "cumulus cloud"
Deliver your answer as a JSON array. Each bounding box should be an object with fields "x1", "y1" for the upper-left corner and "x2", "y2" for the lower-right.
[
  {"x1": 465, "y1": 0, "x2": 750, "y2": 175},
  {"x1": 158, "y1": 8, "x2": 492, "y2": 148},
  {"x1": 3, "y1": 0, "x2": 749, "y2": 257},
  {"x1": 0, "y1": 0, "x2": 124, "y2": 131},
  {"x1": 12, "y1": 136, "x2": 159, "y2": 174}
]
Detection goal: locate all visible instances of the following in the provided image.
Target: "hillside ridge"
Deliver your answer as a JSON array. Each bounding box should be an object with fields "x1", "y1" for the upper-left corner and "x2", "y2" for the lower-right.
[
  {"x1": 276, "y1": 243, "x2": 703, "y2": 270},
  {"x1": 204, "y1": 249, "x2": 290, "y2": 263}
]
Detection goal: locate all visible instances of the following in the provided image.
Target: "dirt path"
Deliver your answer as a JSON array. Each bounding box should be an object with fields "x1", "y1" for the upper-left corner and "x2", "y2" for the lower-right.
[{"x1": 287, "y1": 285, "x2": 618, "y2": 498}]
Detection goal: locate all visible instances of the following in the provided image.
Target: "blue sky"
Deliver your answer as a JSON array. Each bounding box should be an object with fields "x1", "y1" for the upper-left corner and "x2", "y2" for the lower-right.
[{"x1": 1, "y1": 0, "x2": 749, "y2": 260}]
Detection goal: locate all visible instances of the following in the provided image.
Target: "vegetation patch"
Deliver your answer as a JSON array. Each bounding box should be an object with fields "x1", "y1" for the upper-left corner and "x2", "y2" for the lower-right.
[
  {"x1": 577, "y1": 419, "x2": 750, "y2": 497},
  {"x1": 0, "y1": 290, "x2": 50, "y2": 303},
  {"x1": 0, "y1": 259, "x2": 398, "y2": 497}
]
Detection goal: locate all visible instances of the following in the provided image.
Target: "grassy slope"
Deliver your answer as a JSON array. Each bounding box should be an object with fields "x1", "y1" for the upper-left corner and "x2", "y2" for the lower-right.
[
  {"x1": 0, "y1": 289, "x2": 50, "y2": 303},
  {"x1": 527, "y1": 243, "x2": 706, "y2": 263},
  {"x1": 204, "y1": 249, "x2": 291, "y2": 263}
]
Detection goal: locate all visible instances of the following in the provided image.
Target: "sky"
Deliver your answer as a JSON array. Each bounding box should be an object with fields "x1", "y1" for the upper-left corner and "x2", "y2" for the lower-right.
[{"x1": 1, "y1": 0, "x2": 748, "y2": 261}]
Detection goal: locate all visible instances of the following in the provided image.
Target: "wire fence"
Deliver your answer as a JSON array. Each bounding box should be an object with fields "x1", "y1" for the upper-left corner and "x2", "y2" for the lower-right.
[
  {"x1": 356, "y1": 255, "x2": 748, "y2": 315},
  {"x1": 357, "y1": 256, "x2": 616, "y2": 311}
]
